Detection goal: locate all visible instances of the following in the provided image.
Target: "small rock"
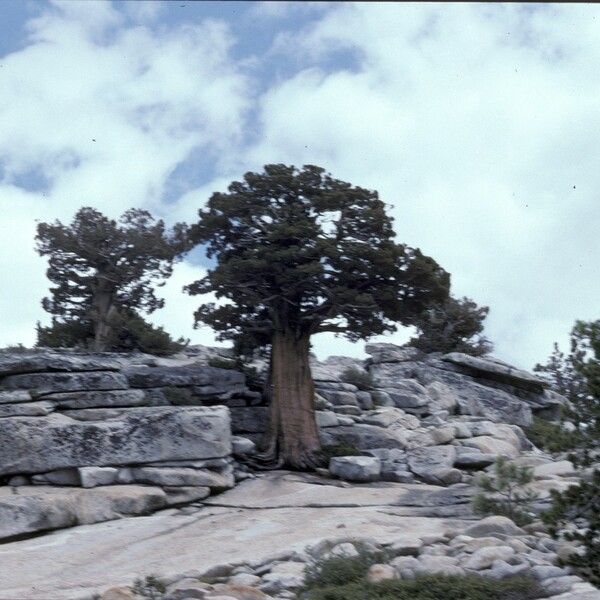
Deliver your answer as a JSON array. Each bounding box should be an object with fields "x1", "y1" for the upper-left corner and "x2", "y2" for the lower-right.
[
  {"x1": 101, "y1": 587, "x2": 135, "y2": 600},
  {"x1": 464, "y1": 516, "x2": 524, "y2": 538},
  {"x1": 79, "y1": 466, "x2": 118, "y2": 488},
  {"x1": 463, "y1": 546, "x2": 515, "y2": 570},
  {"x1": 367, "y1": 564, "x2": 396, "y2": 583},
  {"x1": 232, "y1": 437, "x2": 256, "y2": 455},
  {"x1": 329, "y1": 456, "x2": 381, "y2": 482}
]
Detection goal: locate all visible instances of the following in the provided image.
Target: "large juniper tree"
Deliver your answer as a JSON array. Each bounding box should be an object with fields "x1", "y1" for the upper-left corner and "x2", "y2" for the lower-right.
[
  {"x1": 36, "y1": 207, "x2": 185, "y2": 351},
  {"x1": 185, "y1": 164, "x2": 450, "y2": 468}
]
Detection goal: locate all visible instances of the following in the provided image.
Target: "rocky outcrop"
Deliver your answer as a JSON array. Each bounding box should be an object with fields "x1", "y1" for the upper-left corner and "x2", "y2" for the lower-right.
[{"x1": 0, "y1": 348, "x2": 251, "y2": 540}]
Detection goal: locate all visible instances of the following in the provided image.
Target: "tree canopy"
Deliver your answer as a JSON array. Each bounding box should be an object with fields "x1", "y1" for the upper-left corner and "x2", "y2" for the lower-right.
[
  {"x1": 36, "y1": 207, "x2": 186, "y2": 351},
  {"x1": 185, "y1": 164, "x2": 451, "y2": 467},
  {"x1": 409, "y1": 295, "x2": 493, "y2": 356}
]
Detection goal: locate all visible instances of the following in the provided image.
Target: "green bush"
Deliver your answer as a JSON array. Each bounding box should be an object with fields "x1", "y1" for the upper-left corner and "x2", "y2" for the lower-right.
[
  {"x1": 525, "y1": 417, "x2": 584, "y2": 454},
  {"x1": 304, "y1": 543, "x2": 388, "y2": 590},
  {"x1": 300, "y1": 574, "x2": 544, "y2": 600},
  {"x1": 543, "y1": 469, "x2": 600, "y2": 586},
  {"x1": 37, "y1": 311, "x2": 187, "y2": 356},
  {"x1": 131, "y1": 575, "x2": 166, "y2": 599},
  {"x1": 472, "y1": 457, "x2": 538, "y2": 526},
  {"x1": 316, "y1": 443, "x2": 363, "y2": 466},
  {"x1": 340, "y1": 367, "x2": 374, "y2": 391}
]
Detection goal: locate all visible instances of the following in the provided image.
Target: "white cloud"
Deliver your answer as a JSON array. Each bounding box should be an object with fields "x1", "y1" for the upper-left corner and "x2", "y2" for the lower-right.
[
  {"x1": 242, "y1": 3, "x2": 600, "y2": 367},
  {"x1": 0, "y1": 1, "x2": 249, "y2": 347}
]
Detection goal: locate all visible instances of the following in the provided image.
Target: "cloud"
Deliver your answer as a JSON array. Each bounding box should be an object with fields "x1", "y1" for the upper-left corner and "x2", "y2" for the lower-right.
[
  {"x1": 240, "y1": 3, "x2": 600, "y2": 367},
  {"x1": 0, "y1": 1, "x2": 249, "y2": 348}
]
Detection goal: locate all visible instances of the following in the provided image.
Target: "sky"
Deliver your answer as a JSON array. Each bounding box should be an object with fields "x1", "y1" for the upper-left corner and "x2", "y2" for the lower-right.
[{"x1": 0, "y1": 1, "x2": 599, "y2": 370}]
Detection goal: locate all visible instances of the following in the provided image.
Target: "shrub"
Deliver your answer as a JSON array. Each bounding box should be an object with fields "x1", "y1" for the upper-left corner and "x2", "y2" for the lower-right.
[
  {"x1": 472, "y1": 457, "x2": 538, "y2": 526},
  {"x1": 300, "y1": 574, "x2": 543, "y2": 600},
  {"x1": 303, "y1": 543, "x2": 388, "y2": 590},
  {"x1": 340, "y1": 367, "x2": 374, "y2": 391},
  {"x1": 37, "y1": 311, "x2": 187, "y2": 356},
  {"x1": 543, "y1": 469, "x2": 600, "y2": 586},
  {"x1": 524, "y1": 417, "x2": 584, "y2": 454},
  {"x1": 131, "y1": 575, "x2": 166, "y2": 599},
  {"x1": 316, "y1": 443, "x2": 363, "y2": 465}
]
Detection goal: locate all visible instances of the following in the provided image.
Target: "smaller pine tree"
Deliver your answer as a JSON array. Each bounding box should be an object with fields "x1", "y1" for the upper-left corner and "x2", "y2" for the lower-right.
[
  {"x1": 472, "y1": 457, "x2": 538, "y2": 526},
  {"x1": 543, "y1": 470, "x2": 600, "y2": 586},
  {"x1": 409, "y1": 296, "x2": 493, "y2": 356}
]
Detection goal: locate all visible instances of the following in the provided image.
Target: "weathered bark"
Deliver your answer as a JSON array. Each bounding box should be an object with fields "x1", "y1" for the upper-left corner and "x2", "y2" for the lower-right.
[
  {"x1": 91, "y1": 280, "x2": 117, "y2": 352},
  {"x1": 257, "y1": 329, "x2": 321, "y2": 470}
]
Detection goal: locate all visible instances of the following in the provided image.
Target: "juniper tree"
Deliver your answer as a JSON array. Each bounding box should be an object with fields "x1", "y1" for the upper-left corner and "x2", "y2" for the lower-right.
[
  {"x1": 534, "y1": 319, "x2": 600, "y2": 462},
  {"x1": 36, "y1": 207, "x2": 186, "y2": 351},
  {"x1": 185, "y1": 164, "x2": 450, "y2": 468},
  {"x1": 409, "y1": 295, "x2": 492, "y2": 356}
]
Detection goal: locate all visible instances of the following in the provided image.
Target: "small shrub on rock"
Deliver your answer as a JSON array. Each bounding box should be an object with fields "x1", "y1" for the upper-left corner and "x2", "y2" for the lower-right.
[
  {"x1": 303, "y1": 543, "x2": 389, "y2": 590},
  {"x1": 300, "y1": 572, "x2": 543, "y2": 600},
  {"x1": 340, "y1": 367, "x2": 374, "y2": 391},
  {"x1": 131, "y1": 575, "x2": 166, "y2": 599},
  {"x1": 316, "y1": 443, "x2": 363, "y2": 465},
  {"x1": 525, "y1": 416, "x2": 583, "y2": 454},
  {"x1": 472, "y1": 457, "x2": 538, "y2": 526}
]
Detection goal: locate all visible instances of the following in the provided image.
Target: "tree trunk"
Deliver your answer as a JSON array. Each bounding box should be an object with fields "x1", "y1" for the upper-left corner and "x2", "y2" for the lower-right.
[
  {"x1": 264, "y1": 329, "x2": 322, "y2": 469},
  {"x1": 92, "y1": 286, "x2": 116, "y2": 352}
]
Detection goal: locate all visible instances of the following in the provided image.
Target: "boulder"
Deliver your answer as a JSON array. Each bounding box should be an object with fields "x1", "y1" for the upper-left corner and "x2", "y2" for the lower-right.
[
  {"x1": 464, "y1": 516, "x2": 524, "y2": 538},
  {"x1": 329, "y1": 456, "x2": 381, "y2": 482},
  {"x1": 407, "y1": 446, "x2": 458, "y2": 485},
  {"x1": 1, "y1": 371, "x2": 129, "y2": 397},
  {"x1": 415, "y1": 367, "x2": 532, "y2": 426},
  {"x1": 78, "y1": 467, "x2": 119, "y2": 488},
  {"x1": 369, "y1": 362, "x2": 419, "y2": 387},
  {"x1": 49, "y1": 389, "x2": 148, "y2": 409},
  {"x1": 0, "y1": 401, "x2": 54, "y2": 417},
  {"x1": 321, "y1": 424, "x2": 408, "y2": 450},
  {"x1": 381, "y1": 389, "x2": 429, "y2": 410},
  {"x1": 0, "y1": 351, "x2": 121, "y2": 377},
  {"x1": 365, "y1": 343, "x2": 422, "y2": 364},
  {"x1": 441, "y1": 353, "x2": 546, "y2": 393},
  {"x1": 124, "y1": 364, "x2": 245, "y2": 389},
  {"x1": 0, "y1": 406, "x2": 231, "y2": 476},
  {"x1": 426, "y1": 381, "x2": 459, "y2": 413},
  {"x1": 316, "y1": 389, "x2": 359, "y2": 407},
  {"x1": 129, "y1": 467, "x2": 234, "y2": 489},
  {"x1": 0, "y1": 485, "x2": 167, "y2": 540},
  {"x1": 463, "y1": 545, "x2": 515, "y2": 570},
  {"x1": 460, "y1": 436, "x2": 520, "y2": 459},
  {"x1": 0, "y1": 390, "x2": 32, "y2": 404}
]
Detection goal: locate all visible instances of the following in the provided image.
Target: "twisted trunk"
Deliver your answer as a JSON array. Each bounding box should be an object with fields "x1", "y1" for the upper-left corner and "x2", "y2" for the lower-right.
[
  {"x1": 91, "y1": 278, "x2": 117, "y2": 352},
  {"x1": 259, "y1": 329, "x2": 321, "y2": 469}
]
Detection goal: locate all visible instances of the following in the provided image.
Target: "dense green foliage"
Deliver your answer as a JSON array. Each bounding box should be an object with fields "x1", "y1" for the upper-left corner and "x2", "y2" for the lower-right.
[
  {"x1": 543, "y1": 470, "x2": 600, "y2": 586},
  {"x1": 36, "y1": 310, "x2": 187, "y2": 356},
  {"x1": 300, "y1": 575, "x2": 544, "y2": 600},
  {"x1": 524, "y1": 416, "x2": 584, "y2": 454},
  {"x1": 409, "y1": 296, "x2": 492, "y2": 356},
  {"x1": 303, "y1": 543, "x2": 389, "y2": 590},
  {"x1": 316, "y1": 443, "x2": 364, "y2": 464},
  {"x1": 131, "y1": 575, "x2": 166, "y2": 599},
  {"x1": 184, "y1": 164, "x2": 450, "y2": 349},
  {"x1": 35, "y1": 207, "x2": 186, "y2": 351},
  {"x1": 300, "y1": 548, "x2": 543, "y2": 600},
  {"x1": 340, "y1": 366, "x2": 374, "y2": 391},
  {"x1": 472, "y1": 457, "x2": 538, "y2": 526},
  {"x1": 534, "y1": 319, "x2": 600, "y2": 464}
]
